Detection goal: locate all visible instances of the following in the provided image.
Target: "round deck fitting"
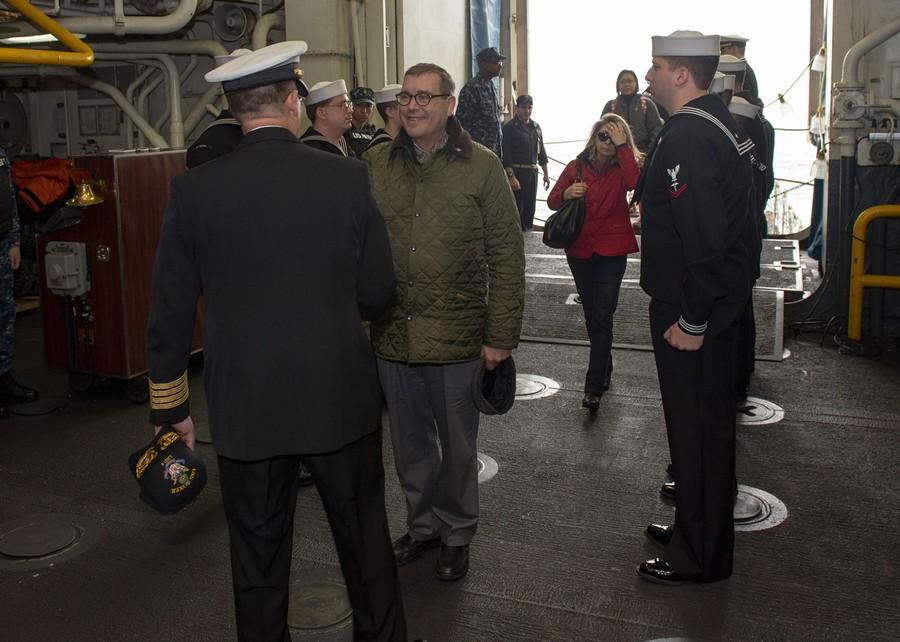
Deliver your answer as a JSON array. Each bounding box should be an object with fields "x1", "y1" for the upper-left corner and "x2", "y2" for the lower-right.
[
  {"x1": 477, "y1": 452, "x2": 498, "y2": 484},
  {"x1": 0, "y1": 514, "x2": 100, "y2": 571},
  {"x1": 0, "y1": 520, "x2": 78, "y2": 558},
  {"x1": 733, "y1": 485, "x2": 788, "y2": 532},
  {"x1": 515, "y1": 374, "x2": 560, "y2": 400},
  {"x1": 288, "y1": 569, "x2": 353, "y2": 631},
  {"x1": 736, "y1": 397, "x2": 784, "y2": 426}
]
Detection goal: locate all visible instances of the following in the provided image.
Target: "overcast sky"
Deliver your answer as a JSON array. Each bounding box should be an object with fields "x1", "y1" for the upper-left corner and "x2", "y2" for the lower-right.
[{"x1": 528, "y1": 0, "x2": 814, "y2": 142}]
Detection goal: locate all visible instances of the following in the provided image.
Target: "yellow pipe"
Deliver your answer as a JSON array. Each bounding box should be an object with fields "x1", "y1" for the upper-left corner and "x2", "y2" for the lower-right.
[
  {"x1": 847, "y1": 204, "x2": 900, "y2": 341},
  {"x1": 0, "y1": 0, "x2": 94, "y2": 67}
]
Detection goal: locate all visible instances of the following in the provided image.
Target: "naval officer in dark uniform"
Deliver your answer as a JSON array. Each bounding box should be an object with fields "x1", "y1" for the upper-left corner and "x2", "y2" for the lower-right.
[
  {"x1": 501, "y1": 94, "x2": 550, "y2": 231},
  {"x1": 146, "y1": 41, "x2": 406, "y2": 640},
  {"x1": 634, "y1": 31, "x2": 757, "y2": 585}
]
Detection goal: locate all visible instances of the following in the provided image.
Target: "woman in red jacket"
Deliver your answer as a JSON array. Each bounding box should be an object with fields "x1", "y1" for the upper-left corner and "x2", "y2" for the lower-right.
[{"x1": 547, "y1": 114, "x2": 642, "y2": 410}]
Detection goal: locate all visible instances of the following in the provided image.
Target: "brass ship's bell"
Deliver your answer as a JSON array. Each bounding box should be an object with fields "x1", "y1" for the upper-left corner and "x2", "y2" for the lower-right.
[{"x1": 66, "y1": 181, "x2": 104, "y2": 207}]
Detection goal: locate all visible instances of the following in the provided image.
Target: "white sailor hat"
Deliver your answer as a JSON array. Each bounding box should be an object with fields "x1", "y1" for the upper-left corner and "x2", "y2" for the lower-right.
[
  {"x1": 728, "y1": 96, "x2": 760, "y2": 119},
  {"x1": 720, "y1": 34, "x2": 750, "y2": 47},
  {"x1": 307, "y1": 79, "x2": 349, "y2": 105},
  {"x1": 652, "y1": 31, "x2": 720, "y2": 57},
  {"x1": 709, "y1": 71, "x2": 736, "y2": 93},
  {"x1": 374, "y1": 83, "x2": 402, "y2": 105},
  {"x1": 206, "y1": 41, "x2": 309, "y2": 97},
  {"x1": 718, "y1": 54, "x2": 747, "y2": 73}
]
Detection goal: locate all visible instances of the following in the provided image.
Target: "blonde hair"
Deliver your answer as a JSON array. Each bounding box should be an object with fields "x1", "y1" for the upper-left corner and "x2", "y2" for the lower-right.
[{"x1": 584, "y1": 113, "x2": 645, "y2": 166}]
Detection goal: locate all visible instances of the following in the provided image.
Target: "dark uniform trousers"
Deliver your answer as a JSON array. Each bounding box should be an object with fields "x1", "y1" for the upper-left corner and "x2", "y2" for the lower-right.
[
  {"x1": 217, "y1": 429, "x2": 406, "y2": 642},
  {"x1": 512, "y1": 167, "x2": 538, "y2": 231},
  {"x1": 649, "y1": 298, "x2": 743, "y2": 583}
]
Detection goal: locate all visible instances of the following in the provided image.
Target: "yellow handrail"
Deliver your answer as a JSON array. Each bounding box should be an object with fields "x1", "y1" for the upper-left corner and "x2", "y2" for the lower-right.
[
  {"x1": 847, "y1": 204, "x2": 900, "y2": 340},
  {"x1": 0, "y1": 0, "x2": 94, "y2": 67}
]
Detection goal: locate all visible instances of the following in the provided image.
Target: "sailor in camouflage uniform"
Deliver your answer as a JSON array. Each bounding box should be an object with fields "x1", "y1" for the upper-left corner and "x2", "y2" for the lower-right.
[
  {"x1": 146, "y1": 42, "x2": 405, "y2": 641},
  {"x1": 343, "y1": 86, "x2": 378, "y2": 157},
  {"x1": 634, "y1": 31, "x2": 758, "y2": 586},
  {"x1": 455, "y1": 47, "x2": 506, "y2": 157},
  {"x1": 0, "y1": 147, "x2": 38, "y2": 416}
]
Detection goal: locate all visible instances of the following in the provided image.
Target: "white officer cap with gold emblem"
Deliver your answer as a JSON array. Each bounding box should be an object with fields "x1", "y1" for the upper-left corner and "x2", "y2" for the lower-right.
[
  {"x1": 709, "y1": 71, "x2": 735, "y2": 93},
  {"x1": 374, "y1": 83, "x2": 402, "y2": 105},
  {"x1": 306, "y1": 79, "x2": 349, "y2": 106},
  {"x1": 728, "y1": 96, "x2": 760, "y2": 119},
  {"x1": 652, "y1": 30, "x2": 720, "y2": 57},
  {"x1": 718, "y1": 54, "x2": 747, "y2": 73},
  {"x1": 206, "y1": 41, "x2": 309, "y2": 97}
]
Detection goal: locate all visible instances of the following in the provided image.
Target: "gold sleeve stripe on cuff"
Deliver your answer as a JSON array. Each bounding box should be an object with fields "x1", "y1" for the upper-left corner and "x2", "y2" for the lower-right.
[
  {"x1": 150, "y1": 372, "x2": 189, "y2": 410},
  {"x1": 151, "y1": 392, "x2": 189, "y2": 410},
  {"x1": 150, "y1": 371, "x2": 187, "y2": 393},
  {"x1": 150, "y1": 378, "x2": 187, "y2": 402}
]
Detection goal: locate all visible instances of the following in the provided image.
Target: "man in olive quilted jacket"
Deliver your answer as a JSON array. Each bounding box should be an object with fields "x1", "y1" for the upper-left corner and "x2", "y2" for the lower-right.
[{"x1": 365, "y1": 62, "x2": 524, "y2": 583}]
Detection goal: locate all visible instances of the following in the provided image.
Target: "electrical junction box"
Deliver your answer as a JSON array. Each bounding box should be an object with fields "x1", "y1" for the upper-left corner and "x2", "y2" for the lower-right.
[{"x1": 45, "y1": 241, "x2": 90, "y2": 296}]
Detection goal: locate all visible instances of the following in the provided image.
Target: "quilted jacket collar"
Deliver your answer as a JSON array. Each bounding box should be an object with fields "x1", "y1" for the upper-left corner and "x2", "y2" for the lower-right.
[{"x1": 389, "y1": 116, "x2": 473, "y2": 163}]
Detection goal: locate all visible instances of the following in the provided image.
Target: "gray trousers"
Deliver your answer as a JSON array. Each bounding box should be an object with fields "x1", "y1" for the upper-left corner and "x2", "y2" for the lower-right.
[{"x1": 377, "y1": 358, "x2": 481, "y2": 546}]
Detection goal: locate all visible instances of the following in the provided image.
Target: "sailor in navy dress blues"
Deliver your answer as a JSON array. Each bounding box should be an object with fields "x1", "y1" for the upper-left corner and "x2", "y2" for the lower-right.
[
  {"x1": 146, "y1": 41, "x2": 405, "y2": 641},
  {"x1": 634, "y1": 31, "x2": 758, "y2": 586},
  {"x1": 299, "y1": 79, "x2": 354, "y2": 156}
]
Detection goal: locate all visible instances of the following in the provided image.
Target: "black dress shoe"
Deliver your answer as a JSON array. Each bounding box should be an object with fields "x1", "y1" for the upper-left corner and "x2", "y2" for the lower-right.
[
  {"x1": 393, "y1": 533, "x2": 440, "y2": 567},
  {"x1": 435, "y1": 543, "x2": 469, "y2": 581},
  {"x1": 0, "y1": 372, "x2": 38, "y2": 403},
  {"x1": 636, "y1": 557, "x2": 691, "y2": 585},
  {"x1": 297, "y1": 462, "x2": 315, "y2": 487},
  {"x1": 582, "y1": 392, "x2": 601, "y2": 410},
  {"x1": 665, "y1": 462, "x2": 673, "y2": 478},
  {"x1": 0, "y1": 404, "x2": 8, "y2": 419},
  {"x1": 659, "y1": 480, "x2": 676, "y2": 501},
  {"x1": 644, "y1": 523, "x2": 674, "y2": 549}
]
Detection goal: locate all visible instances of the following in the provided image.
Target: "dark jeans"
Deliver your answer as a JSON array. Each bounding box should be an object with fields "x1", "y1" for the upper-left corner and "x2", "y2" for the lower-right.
[
  {"x1": 512, "y1": 167, "x2": 538, "y2": 230},
  {"x1": 566, "y1": 253, "x2": 627, "y2": 394}
]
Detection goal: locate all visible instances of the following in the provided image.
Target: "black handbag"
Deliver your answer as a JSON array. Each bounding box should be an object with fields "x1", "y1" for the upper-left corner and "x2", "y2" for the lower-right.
[{"x1": 542, "y1": 160, "x2": 584, "y2": 249}]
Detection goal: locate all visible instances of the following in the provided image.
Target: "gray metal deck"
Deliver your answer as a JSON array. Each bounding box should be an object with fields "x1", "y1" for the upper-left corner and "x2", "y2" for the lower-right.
[{"x1": 0, "y1": 291, "x2": 898, "y2": 641}]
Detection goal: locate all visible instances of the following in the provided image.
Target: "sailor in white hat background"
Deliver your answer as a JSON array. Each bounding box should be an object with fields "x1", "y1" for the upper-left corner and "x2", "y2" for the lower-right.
[
  {"x1": 185, "y1": 48, "x2": 252, "y2": 169},
  {"x1": 298, "y1": 78, "x2": 355, "y2": 156},
  {"x1": 632, "y1": 30, "x2": 758, "y2": 586},
  {"x1": 365, "y1": 83, "x2": 403, "y2": 152},
  {"x1": 720, "y1": 34, "x2": 760, "y2": 104},
  {"x1": 146, "y1": 41, "x2": 406, "y2": 639}
]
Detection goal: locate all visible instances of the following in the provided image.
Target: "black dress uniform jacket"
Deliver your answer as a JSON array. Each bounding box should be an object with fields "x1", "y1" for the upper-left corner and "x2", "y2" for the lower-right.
[
  {"x1": 147, "y1": 127, "x2": 395, "y2": 460},
  {"x1": 636, "y1": 94, "x2": 758, "y2": 335},
  {"x1": 185, "y1": 110, "x2": 243, "y2": 169}
]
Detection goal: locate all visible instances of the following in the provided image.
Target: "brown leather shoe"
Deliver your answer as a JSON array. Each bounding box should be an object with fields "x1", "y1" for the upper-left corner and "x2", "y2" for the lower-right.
[
  {"x1": 392, "y1": 533, "x2": 440, "y2": 566},
  {"x1": 435, "y1": 543, "x2": 469, "y2": 581}
]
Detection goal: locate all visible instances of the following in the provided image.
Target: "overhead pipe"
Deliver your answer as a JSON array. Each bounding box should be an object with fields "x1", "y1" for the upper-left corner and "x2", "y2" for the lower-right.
[
  {"x1": 183, "y1": 84, "x2": 224, "y2": 138},
  {"x1": 840, "y1": 15, "x2": 900, "y2": 86},
  {"x1": 348, "y1": 0, "x2": 364, "y2": 86},
  {"x1": 251, "y1": 12, "x2": 284, "y2": 50},
  {"x1": 89, "y1": 39, "x2": 227, "y2": 61},
  {"x1": 5, "y1": 0, "x2": 199, "y2": 37},
  {"x1": 124, "y1": 65, "x2": 158, "y2": 147},
  {"x1": 0, "y1": 0, "x2": 94, "y2": 67},
  {"x1": 0, "y1": 66, "x2": 168, "y2": 147},
  {"x1": 94, "y1": 53, "x2": 183, "y2": 146}
]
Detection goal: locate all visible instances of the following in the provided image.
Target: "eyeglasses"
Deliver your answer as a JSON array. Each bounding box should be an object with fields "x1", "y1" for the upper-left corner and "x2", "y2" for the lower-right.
[
  {"x1": 326, "y1": 100, "x2": 353, "y2": 110},
  {"x1": 396, "y1": 92, "x2": 452, "y2": 106},
  {"x1": 596, "y1": 131, "x2": 612, "y2": 142}
]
